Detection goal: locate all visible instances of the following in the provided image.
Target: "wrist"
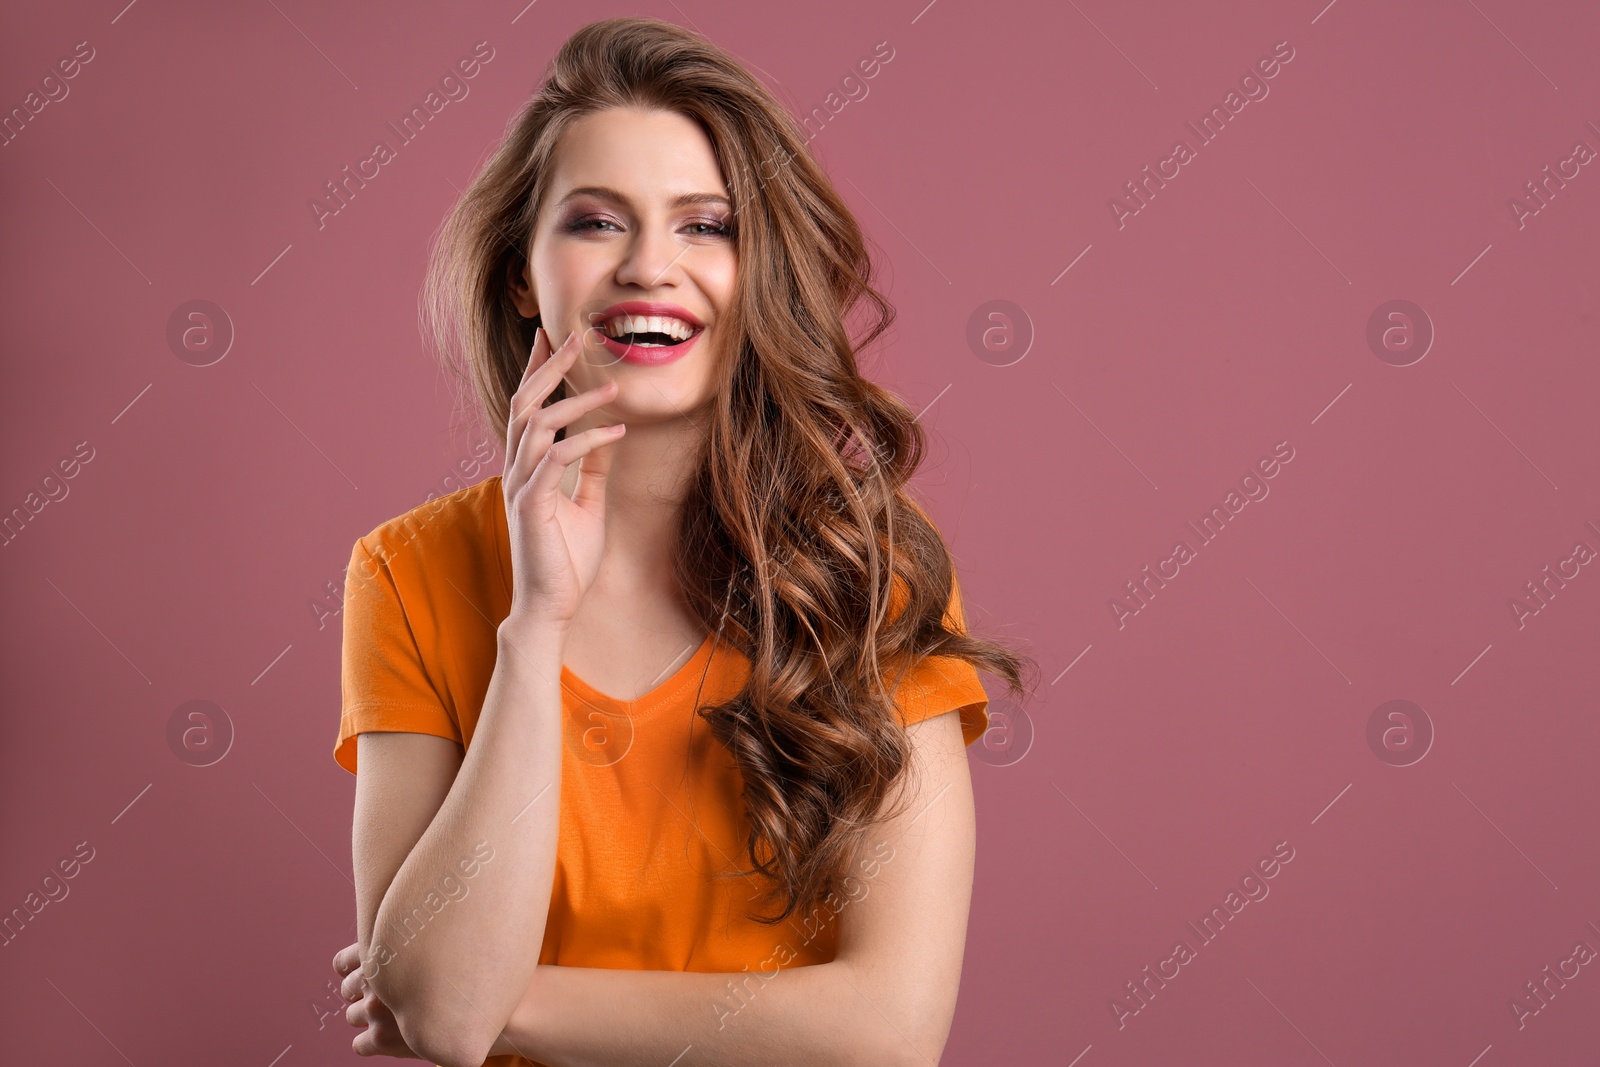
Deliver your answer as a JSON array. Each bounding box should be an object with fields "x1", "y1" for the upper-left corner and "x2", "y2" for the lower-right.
[{"x1": 497, "y1": 611, "x2": 571, "y2": 648}]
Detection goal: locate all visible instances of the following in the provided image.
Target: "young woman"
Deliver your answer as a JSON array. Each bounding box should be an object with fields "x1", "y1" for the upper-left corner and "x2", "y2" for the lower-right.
[{"x1": 329, "y1": 16, "x2": 1032, "y2": 1067}]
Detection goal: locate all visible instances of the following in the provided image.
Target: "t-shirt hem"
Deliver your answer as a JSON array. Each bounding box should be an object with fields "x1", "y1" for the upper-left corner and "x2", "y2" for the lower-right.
[
  {"x1": 334, "y1": 702, "x2": 465, "y2": 774},
  {"x1": 897, "y1": 674, "x2": 991, "y2": 747}
]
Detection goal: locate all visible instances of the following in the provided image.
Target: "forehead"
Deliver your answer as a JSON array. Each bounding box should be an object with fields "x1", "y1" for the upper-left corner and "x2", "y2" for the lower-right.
[{"x1": 547, "y1": 107, "x2": 729, "y2": 203}]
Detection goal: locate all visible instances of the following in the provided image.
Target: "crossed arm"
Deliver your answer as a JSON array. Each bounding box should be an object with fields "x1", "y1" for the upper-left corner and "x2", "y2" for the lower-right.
[{"x1": 337, "y1": 707, "x2": 977, "y2": 1067}]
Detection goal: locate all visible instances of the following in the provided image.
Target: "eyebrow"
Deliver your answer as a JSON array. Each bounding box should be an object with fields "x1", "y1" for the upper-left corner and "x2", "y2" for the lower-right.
[{"x1": 555, "y1": 185, "x2": 731, "y2": 211}]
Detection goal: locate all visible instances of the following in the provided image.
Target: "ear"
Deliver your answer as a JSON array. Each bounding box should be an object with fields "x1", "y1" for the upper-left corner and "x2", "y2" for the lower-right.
[{"x1": 507, "y1": 257, "x2": 539, "y2": 319}]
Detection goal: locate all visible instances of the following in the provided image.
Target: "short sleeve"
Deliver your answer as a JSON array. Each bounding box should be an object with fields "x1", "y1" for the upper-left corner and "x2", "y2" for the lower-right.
[
  {"x1": 333, "y1": 537, "x2": 463, "y2": 775},
  {"x1": 889, "y1": 572, "x2": 991, "y2": 747}
]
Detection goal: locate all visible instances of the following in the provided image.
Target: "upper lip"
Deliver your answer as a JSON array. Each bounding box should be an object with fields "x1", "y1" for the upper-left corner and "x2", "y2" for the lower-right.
[{"x1": 592, "y1": 301, "x2": 704, "y2": 331}]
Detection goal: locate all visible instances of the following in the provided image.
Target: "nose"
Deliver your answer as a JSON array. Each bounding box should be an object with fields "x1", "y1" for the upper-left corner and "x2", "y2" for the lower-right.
[{"x1": 613, "y1": 222, "x2": 692, "y2": 289}]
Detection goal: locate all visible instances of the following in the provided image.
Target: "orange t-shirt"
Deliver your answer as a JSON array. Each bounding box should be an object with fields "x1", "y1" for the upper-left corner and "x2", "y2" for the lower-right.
[{"x1": 334, "y1": 476, "x2": 988, "y2": 1065}]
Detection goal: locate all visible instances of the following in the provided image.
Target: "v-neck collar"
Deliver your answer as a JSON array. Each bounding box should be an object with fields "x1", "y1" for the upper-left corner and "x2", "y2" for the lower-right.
[
  {"x1": 489, "y1": 475, "x2": 719, "y2": 718},
  {"x1": 560, "y1": 631, "x2": 717, "y2": 716}
]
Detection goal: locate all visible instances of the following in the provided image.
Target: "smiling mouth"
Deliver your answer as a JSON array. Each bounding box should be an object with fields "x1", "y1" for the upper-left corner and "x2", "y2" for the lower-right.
[
  {"x1": 612, "y1": 331, "x2": 690, "y2": 347},
  {"x1": 597, "y1": 313, "x2": 703, "y2": 349}
]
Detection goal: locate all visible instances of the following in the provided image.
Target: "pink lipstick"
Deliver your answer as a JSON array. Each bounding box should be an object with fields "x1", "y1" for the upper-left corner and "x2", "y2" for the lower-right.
[{"x1": 590, "y1": 301, "x2": 705, "y2": 366}]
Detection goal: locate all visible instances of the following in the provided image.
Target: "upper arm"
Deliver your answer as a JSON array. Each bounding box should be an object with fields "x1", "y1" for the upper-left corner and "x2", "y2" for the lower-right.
[
  {"x1": 352, "y1": 732, "x2": 464, "y2": 957},
  {"x1": 832, "y1": 708, "x2": 977, "y2": 1066},
  {"x1": 337, "y1": 535, "x2": 468, "y2": 961}
]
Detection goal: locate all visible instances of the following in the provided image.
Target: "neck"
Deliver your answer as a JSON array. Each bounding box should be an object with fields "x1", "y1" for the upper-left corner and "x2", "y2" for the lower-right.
[{"x1": 558, "y1": 413, "x2": 707, "y2": 586}]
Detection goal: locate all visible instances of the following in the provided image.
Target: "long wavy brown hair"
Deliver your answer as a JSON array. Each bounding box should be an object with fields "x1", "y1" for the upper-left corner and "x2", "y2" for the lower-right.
[{"x1": 421, "y1": 15, "x2": 1036, "y2": 926}]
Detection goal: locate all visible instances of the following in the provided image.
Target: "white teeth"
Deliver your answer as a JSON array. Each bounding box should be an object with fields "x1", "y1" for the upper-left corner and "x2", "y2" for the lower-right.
[{"x1": 600, "y1": 314, "x2": 696, "y2": 342}]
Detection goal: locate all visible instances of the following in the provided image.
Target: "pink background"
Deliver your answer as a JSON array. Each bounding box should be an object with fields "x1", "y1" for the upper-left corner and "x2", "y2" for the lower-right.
[{"x1": 3, "y1": 0, "x2": 1598, "y2": 1063}]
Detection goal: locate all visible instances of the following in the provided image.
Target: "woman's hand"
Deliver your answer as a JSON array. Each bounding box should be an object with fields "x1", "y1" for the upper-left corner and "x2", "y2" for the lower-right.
[
  {"x1": 332, "y1": 941, "x2": 422, "y2": 1058},
  {"x1": 502, "y1": 325, "x2": 626, "y2": 632}
]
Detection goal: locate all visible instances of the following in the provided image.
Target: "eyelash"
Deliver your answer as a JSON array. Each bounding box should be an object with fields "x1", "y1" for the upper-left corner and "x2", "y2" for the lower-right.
[{"x1": 563, "y1": 215, "x2": 733, "y2": 238}]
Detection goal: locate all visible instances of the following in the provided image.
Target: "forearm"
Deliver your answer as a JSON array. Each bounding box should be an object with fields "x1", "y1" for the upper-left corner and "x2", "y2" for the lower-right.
[
  {"x1": 488, "y1": 959, "x2": 913, "y2": 1067},
  {"x1": 366, "y1": 620, "x2": 566, "y2": 1059}
]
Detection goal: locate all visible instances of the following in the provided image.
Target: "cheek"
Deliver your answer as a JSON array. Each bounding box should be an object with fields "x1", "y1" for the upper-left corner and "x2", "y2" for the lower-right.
[
  {"x1": 532, "y1": 244, "x2": 604, "y2": 303},
  {"x1": 708, "y1": 260, "x2": 738, "y2": 306}
]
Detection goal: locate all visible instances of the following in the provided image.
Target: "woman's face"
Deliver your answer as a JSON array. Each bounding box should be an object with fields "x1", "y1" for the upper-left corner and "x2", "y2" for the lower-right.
[{"x1": 511, "y1": 106, "x2": 737, "y2": 432}]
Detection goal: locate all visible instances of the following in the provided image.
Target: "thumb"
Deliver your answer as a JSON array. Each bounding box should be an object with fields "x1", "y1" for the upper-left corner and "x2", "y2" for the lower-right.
[{"x1": 571, "y1": 429, "x2": 620, "y2": 512}]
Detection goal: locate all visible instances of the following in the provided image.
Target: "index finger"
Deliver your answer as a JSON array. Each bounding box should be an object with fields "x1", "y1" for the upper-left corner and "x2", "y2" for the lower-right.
[{"x1": 332, "y1": 941, "x2": 361, "y2": 976}]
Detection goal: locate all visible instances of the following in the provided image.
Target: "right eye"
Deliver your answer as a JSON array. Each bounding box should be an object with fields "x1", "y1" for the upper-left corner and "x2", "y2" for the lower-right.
[{"x1": 564, "y1": 215, "x2": 620, "y2": 233}]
